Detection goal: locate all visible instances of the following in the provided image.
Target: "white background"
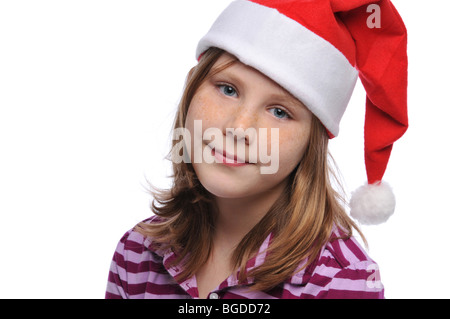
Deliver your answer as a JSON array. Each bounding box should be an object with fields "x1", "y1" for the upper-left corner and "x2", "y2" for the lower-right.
[{"x1": 0, "y1": 0, "x2": 448, "y2": 299}]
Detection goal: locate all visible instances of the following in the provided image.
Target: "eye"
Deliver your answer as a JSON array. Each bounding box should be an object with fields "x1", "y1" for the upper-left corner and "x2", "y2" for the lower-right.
[
  {"x1": 269, "y1": 107, "x2": 290, "y2": 119},
  {"x1": 218, "y1": 84, "x2": 238, "y2": 97}
]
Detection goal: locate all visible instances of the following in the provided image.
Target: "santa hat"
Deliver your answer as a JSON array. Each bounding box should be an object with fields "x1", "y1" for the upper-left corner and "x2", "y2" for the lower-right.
[{"x1": 196, "y1": 0, "x2": 408, "y2": 225}]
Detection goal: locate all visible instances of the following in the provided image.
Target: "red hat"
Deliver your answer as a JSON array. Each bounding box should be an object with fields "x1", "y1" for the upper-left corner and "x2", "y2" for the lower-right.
[{"x1": 196, "y1": 0, "x2": 408, "y2": 225}]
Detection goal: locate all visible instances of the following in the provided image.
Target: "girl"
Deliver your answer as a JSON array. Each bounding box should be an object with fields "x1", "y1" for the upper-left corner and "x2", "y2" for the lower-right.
[{"x1": 106, "y1": 0, "x2": 407, "y2": 299}]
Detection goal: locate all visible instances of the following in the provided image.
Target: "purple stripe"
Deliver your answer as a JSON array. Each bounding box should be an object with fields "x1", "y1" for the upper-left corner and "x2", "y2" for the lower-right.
[
  {"x1": 335, "y1": 267, "x2": 372, "y2": 281},
  {"x1": 328, "y1": 237, "x2": 347, "y2": 267},
  {"x1": 121, "y1": 258, "x2": 167, "y2": 275},
  {"x1": 315, "y1": 288, "x2": 384, "y2": 299},
  {"x1": 344, "y1": 238, "x2": 369, "y2": 262},
  {"x1": 105, "y1": 291, "x2": 122, "y2": 299},
  {"x1": 130, "y1": 281, "x2": 188, "y2": 296}
]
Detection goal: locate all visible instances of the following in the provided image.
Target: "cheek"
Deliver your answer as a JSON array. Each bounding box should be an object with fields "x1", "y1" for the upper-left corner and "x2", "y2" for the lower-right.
[
  {"x1": 277, "y1": 125, "x2": 311, "y2": 168},
  {"x1": 185, "y1": 94, "x2": 208, "y2": 141},
  {"x1": 187, "y1": 91, "x2": 226, "y2": 128},
  {"x1": 185, "y1": 91, "x2": 226, "y2": 162}
]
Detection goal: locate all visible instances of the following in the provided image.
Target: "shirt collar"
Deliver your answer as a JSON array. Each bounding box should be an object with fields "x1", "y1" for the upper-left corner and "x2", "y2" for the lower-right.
[{"x1": 143, "y1": 232, "x2": 312, "y2": 290}]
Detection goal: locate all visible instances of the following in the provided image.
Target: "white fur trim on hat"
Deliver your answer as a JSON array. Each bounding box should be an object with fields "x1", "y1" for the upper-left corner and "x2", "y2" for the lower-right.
[{"x1": 349, "y1": 182, "x2": 396, "y2": 225}]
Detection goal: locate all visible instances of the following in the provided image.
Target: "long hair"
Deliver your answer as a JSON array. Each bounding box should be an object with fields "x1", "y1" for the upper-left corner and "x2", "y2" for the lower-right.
[{"x1": 135, "y1": 47, "x2": 365, "y2": 292}]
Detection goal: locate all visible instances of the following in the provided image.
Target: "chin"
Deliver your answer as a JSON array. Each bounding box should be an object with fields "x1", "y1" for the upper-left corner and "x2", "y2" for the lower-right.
[
  {"x1": 193, "y1": 162, "x2": 290, "y2": 200},
  {"x1": 202, "y1": 178, "x2": 254, "y2": 199},
  {"x1": 195, "y1": 169, "x2": 255, "y2": 199}
]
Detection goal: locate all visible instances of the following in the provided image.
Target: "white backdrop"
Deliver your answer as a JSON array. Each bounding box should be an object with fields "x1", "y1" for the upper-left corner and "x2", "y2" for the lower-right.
[{"x1": 0, "y1": 0, "x2": 448, "y2": 299}]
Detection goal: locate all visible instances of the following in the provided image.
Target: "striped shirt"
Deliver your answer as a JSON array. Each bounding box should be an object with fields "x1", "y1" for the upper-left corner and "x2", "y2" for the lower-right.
[{"x1": 106, "y1": 219, "x2": 384, "y2": 299}]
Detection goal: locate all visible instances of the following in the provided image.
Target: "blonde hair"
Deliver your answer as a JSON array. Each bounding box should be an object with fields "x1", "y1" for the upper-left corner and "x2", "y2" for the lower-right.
[{"x1": 136, "y1": 47, "x2": 365, "y2": 292}]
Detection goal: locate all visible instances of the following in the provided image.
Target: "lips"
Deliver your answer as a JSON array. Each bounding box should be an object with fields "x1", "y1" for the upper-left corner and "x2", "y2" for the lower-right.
[{"x1": 210, "y1": 147, "x2": 249, "y2": 166}]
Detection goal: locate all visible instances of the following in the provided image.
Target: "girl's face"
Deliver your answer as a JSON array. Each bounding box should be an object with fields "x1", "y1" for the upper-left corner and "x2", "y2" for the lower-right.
[{"x1": 185, "y1": 53, "x2": 313, "y2": 199}]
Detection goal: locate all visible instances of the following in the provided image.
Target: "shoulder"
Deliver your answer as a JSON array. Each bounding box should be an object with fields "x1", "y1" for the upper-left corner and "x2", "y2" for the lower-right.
[
  {"x1": 114, "y1": 216, "x2": 164, "y2": 258},
  {"x1": 289, "y1": 233, "x2": 384, "y2": 299},
  {"x1": 322, "y1": 232, "x2": 374, "y2": 270},
  {"x1": 105, "y1": 216, "x2": 169, "y2": 299}
]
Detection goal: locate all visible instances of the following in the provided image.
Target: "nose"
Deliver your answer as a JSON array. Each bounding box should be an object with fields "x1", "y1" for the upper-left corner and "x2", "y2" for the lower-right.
[{"x1": 224, "y1": 107, "x2": 257, "y2": 145}]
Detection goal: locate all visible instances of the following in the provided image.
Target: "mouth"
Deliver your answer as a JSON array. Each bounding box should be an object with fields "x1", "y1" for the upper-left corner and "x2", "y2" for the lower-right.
[{"x1": 210, "y1": 147, "x2": 250, "y2": 167}]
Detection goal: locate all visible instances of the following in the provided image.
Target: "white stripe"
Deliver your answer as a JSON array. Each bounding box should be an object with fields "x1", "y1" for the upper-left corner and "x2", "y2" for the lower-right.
[
  {"x1": 300, "y1": 282, "x2": 331, "y2": 297},
  {"x1": 115, "y1": 241, "x2": 161, "y2": 265},
  {"x1": 196, "y1": 0, "x2": 358, "y2": 136},
  {"x1": 337, "y1": 239, "x2": 362, "y2": 265},
  {"x1": 313, "y1": 263, "x2": 342, "y2": 278},
  {"x1": 326, "y1": 277, "x2": 377, "y2": 292}
]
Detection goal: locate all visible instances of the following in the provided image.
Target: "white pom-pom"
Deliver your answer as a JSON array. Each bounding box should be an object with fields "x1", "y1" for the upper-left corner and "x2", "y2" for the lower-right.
[{"x1": 349, "y1": 181, "x2": 396, "y2": 225}]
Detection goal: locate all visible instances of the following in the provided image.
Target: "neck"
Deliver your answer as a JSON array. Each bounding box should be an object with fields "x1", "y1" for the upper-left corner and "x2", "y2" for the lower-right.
[
  {"x1": 194, "y1": 180, "x2": 287, "y2": 297},
  {"x1": 212, "y1": 180, "x2": 287, "y2": 253}
]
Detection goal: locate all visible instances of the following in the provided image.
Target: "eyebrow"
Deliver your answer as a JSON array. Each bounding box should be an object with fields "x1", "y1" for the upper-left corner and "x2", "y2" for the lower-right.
[
  {"x1": 209, "y1": 58, "x2": 238, "y2": 78},
  {"x1": 265, "y1": 84, "x2": 309, "y2": 115},
  {"x1": 272, "y1": 90, "x2": 304, "y2": 106},
  {"x1": 209, "y1": 68, "x2": 245, "y2": 91}
]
